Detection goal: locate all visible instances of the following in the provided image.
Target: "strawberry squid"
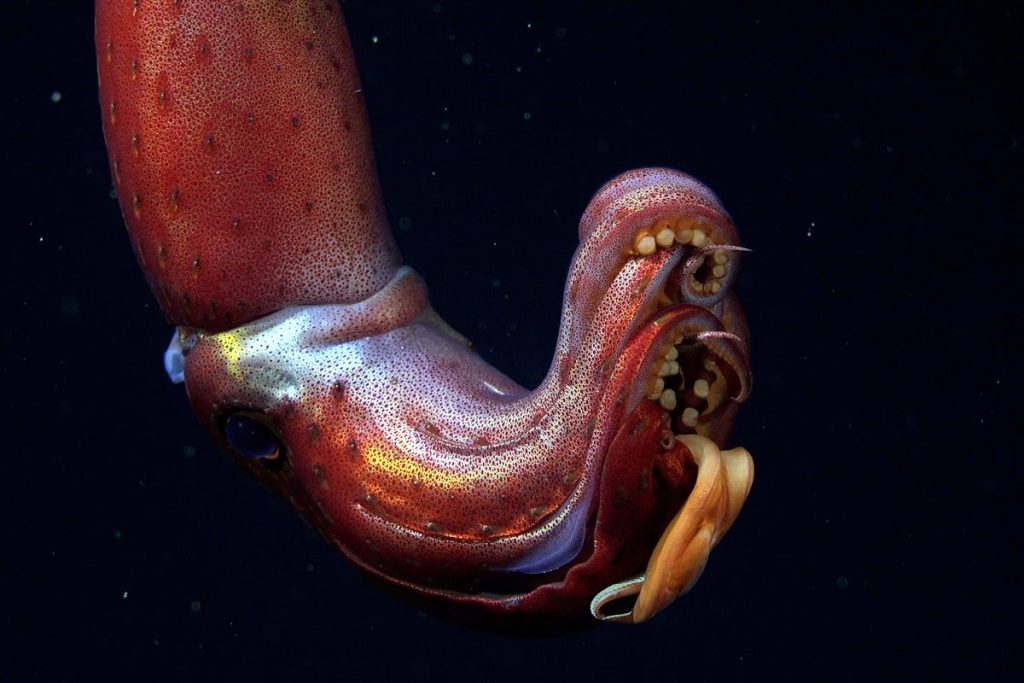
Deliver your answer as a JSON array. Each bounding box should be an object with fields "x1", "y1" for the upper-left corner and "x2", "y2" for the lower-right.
[{"x1": 96, "y1": 0, "x2": 753, "y2": 626}]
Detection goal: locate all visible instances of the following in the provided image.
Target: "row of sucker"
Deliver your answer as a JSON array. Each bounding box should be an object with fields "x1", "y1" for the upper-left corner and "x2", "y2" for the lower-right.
[
  {"x1": 644, "y1": 337, "x2": 729, "y2": 439},
  {"x1": 631, "y1": 215, "x2": 734, "y2": 299}
]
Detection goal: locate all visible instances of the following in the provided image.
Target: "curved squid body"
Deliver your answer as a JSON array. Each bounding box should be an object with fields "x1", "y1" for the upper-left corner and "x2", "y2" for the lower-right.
[{"x1": 96, "y1": 1, "x2": 754, "y2": 626}]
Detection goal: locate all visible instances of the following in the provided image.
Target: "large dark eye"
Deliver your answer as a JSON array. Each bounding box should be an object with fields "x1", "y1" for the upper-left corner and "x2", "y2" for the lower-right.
[{"x1": 224, "y1": 414, "x2": 281, "y2": 460}]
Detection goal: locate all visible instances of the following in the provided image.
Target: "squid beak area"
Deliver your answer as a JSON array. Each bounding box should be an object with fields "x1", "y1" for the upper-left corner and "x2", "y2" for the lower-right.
[
  {"x1": 588, "y1": 306, "x2": 753, "y2": 624},
  {"x1": 590, "y1": 434, "x2": 753, "y2": 623}
]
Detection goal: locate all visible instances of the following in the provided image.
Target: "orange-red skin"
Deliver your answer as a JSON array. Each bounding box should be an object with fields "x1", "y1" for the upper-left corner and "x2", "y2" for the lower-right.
[{"x1": 97, "y1": 1, "x2": 400, "y2": 331}]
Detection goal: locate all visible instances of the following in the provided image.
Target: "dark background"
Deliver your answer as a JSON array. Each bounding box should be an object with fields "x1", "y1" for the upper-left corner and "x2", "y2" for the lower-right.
[{"x1": 5, "y1": 1, "x2": 1021, "y2": 680}]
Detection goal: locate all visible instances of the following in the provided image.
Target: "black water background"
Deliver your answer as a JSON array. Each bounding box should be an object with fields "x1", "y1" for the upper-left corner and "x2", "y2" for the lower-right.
[{"x1": 4, "y1": 3, "x2": 1021, "y2": 681}]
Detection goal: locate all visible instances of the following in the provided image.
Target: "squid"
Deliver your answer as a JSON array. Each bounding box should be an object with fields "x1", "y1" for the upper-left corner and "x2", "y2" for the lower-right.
[{"x1": 96, "y1": 0, "x2": 754, "y2": 627}]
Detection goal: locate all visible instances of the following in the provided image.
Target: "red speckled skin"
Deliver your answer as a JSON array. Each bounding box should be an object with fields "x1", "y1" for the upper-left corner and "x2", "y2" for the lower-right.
[
  {"x1": 97, "y1": 1, "x2": 751, "y2": 626},
  {"x1": 97, "y1": 0, "x2": 399, "y2": 331}
]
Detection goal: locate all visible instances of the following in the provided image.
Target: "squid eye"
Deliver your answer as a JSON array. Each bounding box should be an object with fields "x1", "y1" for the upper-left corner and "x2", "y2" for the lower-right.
[{"x1": 224, "y1": 414, "x2": 281, "y2": 460}]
